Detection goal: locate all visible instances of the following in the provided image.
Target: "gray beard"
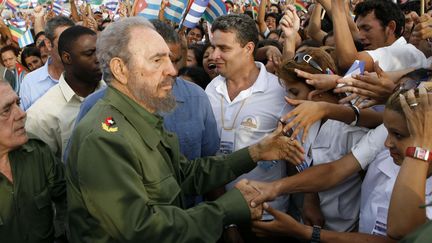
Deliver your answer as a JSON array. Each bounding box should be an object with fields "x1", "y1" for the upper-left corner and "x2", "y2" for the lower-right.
[{"x1": 128, "y1": 78, "x2": 176, "y2": 113}]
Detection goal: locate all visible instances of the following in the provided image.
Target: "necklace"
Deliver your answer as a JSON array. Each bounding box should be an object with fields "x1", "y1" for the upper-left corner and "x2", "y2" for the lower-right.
[{"x1": 220, "y1": 95, "x2": 248, "y2": 130}]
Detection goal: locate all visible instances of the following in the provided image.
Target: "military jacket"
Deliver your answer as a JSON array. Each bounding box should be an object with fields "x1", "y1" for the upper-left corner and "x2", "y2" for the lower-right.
[{"x1": 66, "y1": 87, "x2": 256, "y2": 243}]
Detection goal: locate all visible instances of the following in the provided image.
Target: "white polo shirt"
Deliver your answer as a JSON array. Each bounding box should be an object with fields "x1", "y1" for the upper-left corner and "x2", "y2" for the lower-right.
[
  {"x1": 304, "y1": 119, "x2": 368, "y2": 232},
  {"x1": 351, "y1": 124, "x2": 387, "y2": 170},
  {"x1": 366, "y1": 37, "x2": 428, "y2": 71},
  {"x1": 359, "y1": 150, "x2": 432, "y2": 235},
  {"x1": 205, "y1": 62, "x2": 291, "y2": 215}
]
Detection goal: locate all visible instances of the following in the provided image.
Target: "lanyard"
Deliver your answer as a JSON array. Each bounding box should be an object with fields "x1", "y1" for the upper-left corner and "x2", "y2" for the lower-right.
[{"x1": 220, "y1": 94, "x2": 248, "y2": 130}]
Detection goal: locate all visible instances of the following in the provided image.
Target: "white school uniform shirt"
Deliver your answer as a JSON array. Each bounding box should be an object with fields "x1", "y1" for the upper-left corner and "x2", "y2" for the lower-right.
[
  {"x1": 359, "y1": 150, "x2": 432, "y2": 235},
  {"x1": 366, "y1": 37, "x2": 429, "y2": 71},
  {"x1": 205, "y1": 62, "x2": 291, "y2": 214},
  {"x1": 303, "y1": 120, "x2": 368, "y2": 232}
]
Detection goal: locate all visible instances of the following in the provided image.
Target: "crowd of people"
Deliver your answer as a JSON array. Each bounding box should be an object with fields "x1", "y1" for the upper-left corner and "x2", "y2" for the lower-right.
[{"x1": 1, "y1": 0, "x2": 432, "y2": 242}]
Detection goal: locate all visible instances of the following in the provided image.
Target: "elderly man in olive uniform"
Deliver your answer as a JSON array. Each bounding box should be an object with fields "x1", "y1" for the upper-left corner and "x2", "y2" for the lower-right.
[
  {"x1": 0, "y1": 81, "x2": 66, "y2": 243},
  {"x1": 66, "y1": 17, "x2": 304, "y2": 243}
]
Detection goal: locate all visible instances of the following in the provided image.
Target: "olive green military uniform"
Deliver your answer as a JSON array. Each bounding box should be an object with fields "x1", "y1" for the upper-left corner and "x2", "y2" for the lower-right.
[
  {"x1": 0, "y1": 138, "x2": 66, "y2": 243},
  {"x1": 66, "y1": 87, "x2": 256, "y2": 243},
  {"x1": 400, "y1": 220, "x2": 432, "y2": 243}
]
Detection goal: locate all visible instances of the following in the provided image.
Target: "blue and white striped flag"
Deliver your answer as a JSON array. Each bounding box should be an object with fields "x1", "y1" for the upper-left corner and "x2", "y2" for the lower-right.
[
  {"x1": 164, "y1": 0, "x2": 187, "y2": 24},
  {"x1": 53, "y1": 2, "x2": 71, "y2": 16},
  {"x1": 9, "y1": 18, "x2": 26, "y2": 32},
  {"x1": 202, "y1": 0, "x2": 227, "y2": 24},
  {"x1": 182, "y1": 0, "x2": 209, "y2": 28},
  {"x1": 18, "y1": 29, "x2": 34, "y2": 48},
  {"x1": 104, "y1": 0, "x2": 119, "y2": 12},
  {"x1": 136, "y1": 0, "x2": 162, "y2": 20}
]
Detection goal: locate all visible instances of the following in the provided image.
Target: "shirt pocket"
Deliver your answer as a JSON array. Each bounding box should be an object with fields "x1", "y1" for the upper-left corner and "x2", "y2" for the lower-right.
[
  {"x1": 34, "y1": 187, "x2": 51, "y2": 210},
  {"x1": 145, "y1": 175, "x2": 181, "y2": 206}
]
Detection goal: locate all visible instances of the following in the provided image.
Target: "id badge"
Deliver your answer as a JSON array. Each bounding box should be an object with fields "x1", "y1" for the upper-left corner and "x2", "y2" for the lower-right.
[
  {"x1": 217, "y1": 129, "x2": 235, "y2": 155},
  {"x1": 371, "y1": 206, "x2": 388, "y2": 236}
]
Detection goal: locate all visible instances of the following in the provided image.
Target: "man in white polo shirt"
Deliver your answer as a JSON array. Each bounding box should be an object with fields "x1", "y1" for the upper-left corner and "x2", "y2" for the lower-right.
[{"x1": 205, "y1": 14, "x2": 293, "y2": 243}]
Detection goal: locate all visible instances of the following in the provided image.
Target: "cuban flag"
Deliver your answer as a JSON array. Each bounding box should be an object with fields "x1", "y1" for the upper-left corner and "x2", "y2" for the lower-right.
[
  {"x1": 104, "y1": 0, "x2": 119, "y2": 12},
  {"x1": 18, "y1": 29, "x2": 34, "y2": 48},
  {"x1": 52, "y1": 1, "x2": 71, "y2": 16},
  {"x1": 6, "y1": 0, "x2": 19, "y2": 12},
  {"x1": 202, "y1": 0, "x2": 227, "y2": 24},
  {"x1": 133, "y1": 0, "x2": 161, "y2": 19},
  {"x1": 182, "y1": 0, "x2": 209, "y2": 28},
  {"x1": 9, "y1": 18, "x2": 26, "y2": 32},
  {"x1": 164, "y1": 0, "x2": 187, "y2": 24}
]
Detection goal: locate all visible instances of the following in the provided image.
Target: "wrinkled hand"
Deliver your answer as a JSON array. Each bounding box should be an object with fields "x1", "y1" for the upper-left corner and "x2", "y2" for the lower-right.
[
  {"x1": 335, "y1": 62, "x2": 396, "y2": 108},
  {"x1": 280, "y1": 5, "x2": 300, "y2": 40},
  {"x1": 248, "y1": 180, "x2": 280, "y2": 208},
  {"x1": 410, "y1": 14, "x2": 432, "y2": 46},
  {"x1": 302, "y1": 193, "x2": 325, "y2": 227},
  {"x1": 280, "y1": 97, "x2": 328, "y2": 143},
  {"x1": 400, "y1": 87, "x2": 432, "y2": 150},
  {"x1": 33, "y1": 5, "x2": 45, "y2": 18},
  {"x1": 266, "y1": 46, "x2": 282, "y2": 68},
  {"x1": 235, "y1": 179, "x2": 263, "y2": 220},
  {"x1": 294, "y1": 68, "x2": 340, "y2": 99},
  {"x1": 249, "y1": 121, "x2": 305, "y2": 165},
  {"x1": 252, "y1": 206, "x2": 307, "y2": 238}
]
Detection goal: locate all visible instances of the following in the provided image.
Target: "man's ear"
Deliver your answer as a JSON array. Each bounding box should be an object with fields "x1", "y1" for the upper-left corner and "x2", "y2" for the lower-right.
[
  {"x1": 245, "y1": 41, "x2": 255, "y2": 56},
  {"x1": 61, "y1": 51, "x2": 72, "y2": 65},
  {"x1": 44, "y1": 39, "x2": 53, "y2": 51},
  {"x1": 386, "y1": 20, "x2": 397, "y2": 37},
  {"x1": 109, "y1": 57, "x2": 129, "y2": 85}
]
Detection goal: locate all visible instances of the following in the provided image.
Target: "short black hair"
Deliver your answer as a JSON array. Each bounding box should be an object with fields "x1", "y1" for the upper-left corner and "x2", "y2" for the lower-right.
[
  {"x1": 34, "y1": 31, "x2": 46, "y2": 42},
  {"x1": 58, "y1": 26, "x2": 96, "y2": 59},
  {"x1": 149, "y1": 19, "x2": 180, "y2": 44},
  {"x1": 20, "y1": 46, "x2": 41, "y2": 69},
  {"x1": 264, "y1": 12, "x2": 279, "y2": 24},
  {"x1": 187, "y1": 24, "x2": 205, "y2": 38},
  {"x1": 269, "y1": 3, "x2": 281, "y2": 13},
  {"x1": 354, "y1": 0, "x2": 405, "y2": 38},
  {"x1": 212, "y1": 14, "x2": 259, "y2": 49},
  {"x1": 0, "y1": 45, "x2": 19, "y2": 57},
  {"x1": 188, "y1": 43, "x2": 205, "y2": 68}
]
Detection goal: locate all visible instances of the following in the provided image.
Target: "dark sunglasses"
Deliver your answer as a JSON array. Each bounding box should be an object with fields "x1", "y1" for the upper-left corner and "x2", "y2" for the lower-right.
[
  {"x1": 393, "y1": 78, "x2": 429, "y2": 93},
  {"x1": 294, "y1": 52, "x2": 324, "y2": 73}
]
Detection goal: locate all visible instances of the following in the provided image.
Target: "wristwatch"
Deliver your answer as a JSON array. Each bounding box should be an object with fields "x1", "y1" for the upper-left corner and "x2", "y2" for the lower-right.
[
  {"x1": 406, "y1": 147, "x2": 432, "y2": 162},
  {"x1": 311, "y1": 225, "x2": 321, "y2": 243}
]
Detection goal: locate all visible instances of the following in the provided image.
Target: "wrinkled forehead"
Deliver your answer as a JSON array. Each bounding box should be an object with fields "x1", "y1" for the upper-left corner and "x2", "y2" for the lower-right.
[{"x1": 0, "y1": 83, "x2": 17, "y2": 106}]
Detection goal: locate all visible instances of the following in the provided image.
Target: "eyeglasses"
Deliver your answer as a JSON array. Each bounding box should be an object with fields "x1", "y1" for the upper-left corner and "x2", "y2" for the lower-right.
[{"x1": 294, "y1": 52, "x2": 324, "y2": 73}]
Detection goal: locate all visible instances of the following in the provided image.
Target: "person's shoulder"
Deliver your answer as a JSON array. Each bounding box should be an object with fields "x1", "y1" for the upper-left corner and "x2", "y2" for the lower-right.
[
  {"x1": 26, "y1": 84, "x2": 63, "y2": 114},
  {"x1": 22, "y1": 65, "x2": 48, "y2": 84},
  {"x1": 176, "y1": 78, "x2": 207, "y2": 97},
  {"x1": 16, "y1": 136, "x2": 57, "y2": 162},
  {"x1": 205, "y1": 75, "x2": 224, "y2": 92}
]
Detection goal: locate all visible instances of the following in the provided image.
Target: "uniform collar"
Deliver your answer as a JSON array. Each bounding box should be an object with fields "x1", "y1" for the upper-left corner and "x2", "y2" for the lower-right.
[
  {"x1": 377, "y1": 152, "x2": 400, "y2": 178},
  {"x1": 213, "y1": 62, "x2": 270, "y2": 103},
  {"x1": 105, "y1": 86, "x2": 163, "y2": 149}
]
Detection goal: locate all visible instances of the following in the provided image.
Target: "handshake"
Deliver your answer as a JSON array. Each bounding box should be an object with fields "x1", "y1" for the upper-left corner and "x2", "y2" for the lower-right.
[{"x1": 234, "y1": 179, "x2": 276, "y2": 220}]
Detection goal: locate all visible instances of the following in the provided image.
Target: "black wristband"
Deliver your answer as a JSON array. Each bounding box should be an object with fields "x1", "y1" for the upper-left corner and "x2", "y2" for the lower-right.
[
  {"x1": 311, "y1": 225, "x2": 321, "y2": 243},
  {"x1": 349, "y1": 104, "x2": 360, "y2": 126}
]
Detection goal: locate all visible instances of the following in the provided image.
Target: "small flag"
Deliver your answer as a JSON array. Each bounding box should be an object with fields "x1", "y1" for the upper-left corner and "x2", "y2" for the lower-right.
[
  {"x1": 134, "y1": 0, "x2": 161, "y2": 19},
  {"x1": 202, "y1": 0, "x2": 227, "y2": 24},
  {"x1": 182, "y1": 0, "x2": 209, "y2": 28},
  {"x1": 8, "y1": 25, "x2": 24, "y2": 43},
  {"x1": 9, "y1": 18, "x2": 26, "y2": 32},
  {"x1": 18, "y1": 29, "x2": 34, "y2": 48},
  {"x1": 104, "y1": 0, "x2": 118, "y2": 12},
  {"x1": 51, "y1": 1, "x2": 71, "y2": 16},
  {"x1": 164, "y1": 0, "x2": 187, "y2": 24},
  {"x1": 294, "y1": 0, "x2": 307, "y2": 13},
  {"x1": 6, "y1": 0, "x2": 19, "y2": 12}
]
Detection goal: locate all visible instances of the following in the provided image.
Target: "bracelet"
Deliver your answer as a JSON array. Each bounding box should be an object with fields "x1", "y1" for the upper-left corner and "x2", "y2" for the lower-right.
[
  {"x1": 349, "y1": 104, "x2": 360, "y2": 126},
  {"x1": 224, "y1": 224, "x2": 237, "y2": 230},
  {"x1": 311, "y1": 225, "x2": 321, "y2": 243}
]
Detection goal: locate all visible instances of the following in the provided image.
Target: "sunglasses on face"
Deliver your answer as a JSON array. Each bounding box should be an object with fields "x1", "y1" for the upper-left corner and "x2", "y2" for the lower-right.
[{"x1": 294, "y1": 52, "x2": 324, "y2": 73}]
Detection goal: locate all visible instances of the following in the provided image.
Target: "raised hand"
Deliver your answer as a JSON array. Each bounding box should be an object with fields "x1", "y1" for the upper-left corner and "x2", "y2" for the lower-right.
[
  {"x1": 33, "y1": 5, "x2": 45, "y2": 18},
  {"x1": 280, "y1": 97, "x2": 328, "y2": 143},
  {"x1": 248, "y1": 121, "x2": 305, "y2": 165},
  {"x1": 335, "y1": 62, "x2": 396, "y2": 108},
  {"x1": 280, "y1": 4, "x2": 300, "y2": 40},
  {"x1": 294, "y1": 68, "x2": 341, "y2": 99}
]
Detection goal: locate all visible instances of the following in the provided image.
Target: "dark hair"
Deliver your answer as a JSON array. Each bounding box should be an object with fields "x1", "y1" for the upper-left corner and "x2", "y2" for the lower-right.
[
  {"x1": 187, "y1": 24, "x2": 205, "y2": 38},
  {"x1": 399, "y1": 0, "x2": 421, "y2": 16},
  {"x1": 150, "y1": 19, "x2": 180, "y2": 44},
  {"x1": 264, "y1": 12, "x2": 279, "y2": 24},
  {"x1": 212, "y1": 14, "x2": 259, "y2": 50},
  {"x1": 270, "y1": 3, "x2": 281, "y2": 13},
  {"x1": 178, "y1": 66, "x2": 211, "y2": 89},
  {"x1": 400, "y1": 68, "x2": 432, "y2": 82},
  {"x1": 266, "y1": 29, "x2": 281, "y2": 39},
  {"x1": 354, "y1": 0, "x2": 405, "y2": 38},
  {"x1": 298, "y1": 39, "x2": 322, "y2": 49},
  {"x1": 58, "y1": 26, "x2": 96, "y2": 60},
  {"x1": 0, "y1": 45, "x2": 19, "y2": 57},
  {"x1": 44, "y1": 16, "x2": 75, "y2": 43},
  {"x1": 188, "y1": 43, "x2": 205, "y2": 67},
  {"x1": 34, "y1": 31, "x2": 46, "y2": 42},
  {"x1": 20, "y1": 46, "x2": 41, "y2": 69},
  {"x1": 322, "y1": 30, "x2": 334, "y2": 46},
  {"x1": 225, "y1": 0, "x2": 234, "y2": 8}
]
